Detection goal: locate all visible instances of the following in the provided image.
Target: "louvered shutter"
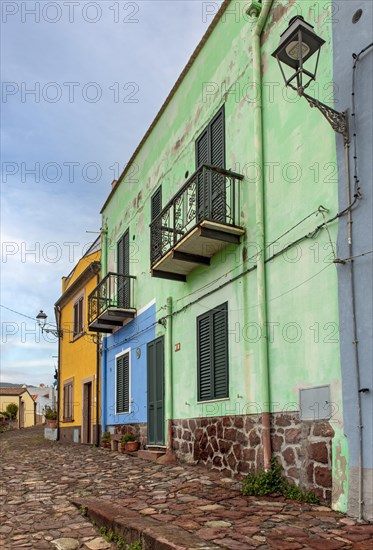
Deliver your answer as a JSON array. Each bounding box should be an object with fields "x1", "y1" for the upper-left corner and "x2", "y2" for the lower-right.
[
  {"x1": 196, "y1": 107, "x2": 225, "y2": 222},
  {"x1": 151, "y1": 187, "x2": 162, "y2": 262},
  {"x1": 117, "y1": 231, "x2": 129, "y2": 308},
  {"x1": 198, "y1": 314, "x2": 212, "y2": 401},
  {"x1": 116, "y1": 353, "x2": 130, "y2": 413},
  {"x1": 196, "y1": 129, "x2": 210, "y2": 221},
  {"x1": 213, "y1": 304, "x2": 228, "y2": 398},
  {"x1": 73, "y1": 303, "x2": 78, "y2": 336},
  {"x1": 210, "y1": 110, "x2": 226, "y2": 222},
  {"x1": 197, "y1": 302, "x2": 228, "y2": 401}
]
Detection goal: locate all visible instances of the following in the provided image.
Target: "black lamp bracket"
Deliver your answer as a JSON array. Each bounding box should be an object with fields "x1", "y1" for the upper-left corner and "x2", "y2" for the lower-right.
[{"x1": 301, "y1": 91, "x2": 349, "y2": 144}]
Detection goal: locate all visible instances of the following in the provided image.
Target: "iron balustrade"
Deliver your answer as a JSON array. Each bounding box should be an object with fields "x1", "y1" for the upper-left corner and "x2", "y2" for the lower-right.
[
  {"x1": 88, "y1": 272, "x2": 135, "y2": 326},
  {"x1": 150, "y1": 164, "x2": 244, "y2": 265}
]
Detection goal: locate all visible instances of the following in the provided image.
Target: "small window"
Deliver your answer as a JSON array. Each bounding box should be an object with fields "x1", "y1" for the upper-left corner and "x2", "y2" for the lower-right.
[
  {"x1": 73, "y1": 296, "x2": 84, "y2": 337},
  {"x1": 197, "y1": 302, "x2": 229, "y2": 401},
  {"x1": 63, "y1": 379, "x2": 74, "y2": 421},
  {"x1": 151, "y1": 186, "x2": 162, "y2": 221},
  {"x1": 116, "y1": 351, "x2": 130, "y2": 414}
]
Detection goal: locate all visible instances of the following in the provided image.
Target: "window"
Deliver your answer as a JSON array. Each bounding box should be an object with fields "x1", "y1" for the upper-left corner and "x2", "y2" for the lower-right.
[
  {"x1": 151, "y1": 186, "x2": 162, "y2": 262},
  {"x1": 151, "y1": 186, "x2": 162, "y2": 221},
  {"x1": 63, "y1": 379, "x2": 74, "y2": 421},
  {"x1": 117, "y1": 230, "x2": 130, "y2": 308},
  {"x1": 197, "y1": 302, "x2": 229, "y2": 401},
  {"x1": 116, "y1": 351, "x2": 130, "y2": 414},
  {"x1": 195, "y1": 106, "x2": 225, "y2": 170},
  {"x1": 73, "y1": 296, "x2": 84, "y2": 337},
  {"x1": 195, "y1": 107, "x2": 226, "y2": 222}
]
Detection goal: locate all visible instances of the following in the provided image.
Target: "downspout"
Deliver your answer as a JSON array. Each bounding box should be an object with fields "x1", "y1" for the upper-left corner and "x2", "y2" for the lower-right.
[
  {"x1": 95, "y1": 275, "x2": 101, "y2": 446},
  {"x1": 248, "y1": 0, "x2": 274, "y2": 471},
  {"x1": 163, "y1": 296, "x2": 175, "y2": 463},
  {"x1": 101, "y1": 225, "x2": 108, "y2": 278},
  {"x1": 101, "y1": 336, "x2": 107, "y2": 434},
  {"x1": 54, "y1": 304, "x2": 61, "y2": 441}
]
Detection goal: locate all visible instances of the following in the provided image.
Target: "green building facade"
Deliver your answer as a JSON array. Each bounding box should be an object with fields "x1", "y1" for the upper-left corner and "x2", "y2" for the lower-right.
[{"x1": 88, "y1": 0, "x2": 360, "y2": 514}]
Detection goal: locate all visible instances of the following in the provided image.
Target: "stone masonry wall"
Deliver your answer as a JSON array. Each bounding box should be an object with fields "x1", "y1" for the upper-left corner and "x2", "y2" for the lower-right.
[
  {"x1": 112, "y1": 422, "x2": 147, "y2": 448},
  {"x1": 172, "y1": 412, "x2": 334, "y2": 503}
]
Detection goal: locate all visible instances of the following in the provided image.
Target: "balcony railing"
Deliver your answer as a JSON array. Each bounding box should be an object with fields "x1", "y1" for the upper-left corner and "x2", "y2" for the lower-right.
[
  {"x1": 88, "y1": 272, "x2": 136, "y2": 332},
  {"x1": 150, "y1": 164, "x2": 244, "y2": 267}
]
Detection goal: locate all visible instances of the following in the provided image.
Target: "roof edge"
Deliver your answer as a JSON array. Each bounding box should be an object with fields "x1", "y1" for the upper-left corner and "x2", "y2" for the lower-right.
[{"x1": 100, "y1": 0, "x2": 230, "y2": 214}]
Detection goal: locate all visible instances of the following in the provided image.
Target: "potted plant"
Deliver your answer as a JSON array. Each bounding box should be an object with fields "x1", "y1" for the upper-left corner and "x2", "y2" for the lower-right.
[
  {"x1": 44, "y1": 406, "x2": 57, "y2": 429},
  {"x1": 120, "y1": 433, "x2": 140, "y2": 452},
  {"x1": 101, "y1": 431, "x2": 111, "y2": 448}
]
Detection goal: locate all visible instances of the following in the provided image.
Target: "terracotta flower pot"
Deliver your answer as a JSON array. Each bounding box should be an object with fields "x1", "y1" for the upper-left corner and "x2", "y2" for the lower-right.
[
  {"x1": 125, "y1": 441, "x2": 140, "y2": 452},
  {"x1": 47, "y1": 420, "x2": 57, "y2": 429}
]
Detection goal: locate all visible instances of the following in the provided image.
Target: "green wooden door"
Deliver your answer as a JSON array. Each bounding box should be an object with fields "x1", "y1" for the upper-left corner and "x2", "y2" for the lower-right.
[{"x1": 147, "y1": 336, "x2": 164, "y2": 445}]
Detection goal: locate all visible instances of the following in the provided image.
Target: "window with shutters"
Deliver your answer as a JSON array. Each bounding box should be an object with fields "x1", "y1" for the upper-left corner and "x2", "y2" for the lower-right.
[
  {"x1": 73, "y1": 295, "x2": 84, "y2": 338},
  {"x1": 197, "y1": 302, "x2": 229, "y2": 402},
  {"x1": 151, "y1": 186, "x2": 162, "y2": 262},
  {"x1": 116, "y1": 351, "x2": 130, "y2": 414},
  {"x1": 117, "y1": 230, "x2": 130, "y2": 308},
  {"x1": 195, "y1": 106, "x2": 226, "y2": 222},
  {"x1": 63, "y1": 378, "x2": 74, "y2": 421}
]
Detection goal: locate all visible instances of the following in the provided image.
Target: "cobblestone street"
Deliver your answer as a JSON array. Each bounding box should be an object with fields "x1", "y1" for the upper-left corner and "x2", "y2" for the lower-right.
[{"x1": 1, "y1": 427, "x2": 372, "y2": 549}]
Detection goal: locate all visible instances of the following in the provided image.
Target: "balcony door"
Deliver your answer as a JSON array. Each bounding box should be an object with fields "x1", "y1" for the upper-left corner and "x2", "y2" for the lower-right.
[
  {"x1": 196, "y1": 106, "x2": 226, "y2": 223},
  {"x1": 117, "y1": 230, "x2": 129, "y2": 308}
]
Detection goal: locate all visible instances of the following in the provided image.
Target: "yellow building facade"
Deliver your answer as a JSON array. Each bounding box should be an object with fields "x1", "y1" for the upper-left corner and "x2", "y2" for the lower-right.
[
  {"x1": 55, "y1": 239, "x2": 101, "y2": 444},
  {"x1": 0, "y1": 388, "x2": 36, "y2": 428}
]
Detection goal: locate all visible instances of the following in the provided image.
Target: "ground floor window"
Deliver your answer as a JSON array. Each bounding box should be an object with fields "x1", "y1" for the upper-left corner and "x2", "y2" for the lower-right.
[
  {"x1": 63, "y1": 378, "x2": 74, "y2": 421},
  {"x1": 116, "y1": 351, "x2": 130, "y2": 414},
  {"x1": 197, "y1": 302, "x2": 229, "y2": 401}
]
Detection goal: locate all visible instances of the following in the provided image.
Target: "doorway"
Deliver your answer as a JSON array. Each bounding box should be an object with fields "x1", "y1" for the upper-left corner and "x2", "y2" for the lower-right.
[{"x1": 147, "y1": 337, "x2": 164, "y2": 446}]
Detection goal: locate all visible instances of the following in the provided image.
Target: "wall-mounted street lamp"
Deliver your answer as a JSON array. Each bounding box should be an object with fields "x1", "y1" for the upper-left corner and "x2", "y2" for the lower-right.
[
  {"x1": 36, "y1": 310, "x2": 62, "y2": 337},
  {"x1": 272, "y1": 16, "x2": 349, "y2": 143}
]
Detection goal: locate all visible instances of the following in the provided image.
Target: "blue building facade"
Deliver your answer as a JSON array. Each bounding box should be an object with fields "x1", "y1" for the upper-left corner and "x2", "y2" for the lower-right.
[
  {"x1": 101, "y1": 301, "x2": 156, "y2": 444},
  {"x1": 333, "y1": 1, "x2": 373, "y2": 520}
]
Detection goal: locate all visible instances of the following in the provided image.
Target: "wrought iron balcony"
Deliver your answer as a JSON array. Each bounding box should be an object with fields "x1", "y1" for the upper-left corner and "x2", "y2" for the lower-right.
[
  {"x1": 88, "y1": 273, "x2": 136, "y2": 333},
  {"x1": 150, "y1": 164, "x2": 244, "y2": 281}
]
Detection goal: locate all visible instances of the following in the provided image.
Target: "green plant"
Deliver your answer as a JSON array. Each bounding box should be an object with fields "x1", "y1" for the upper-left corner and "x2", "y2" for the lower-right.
[
  {"x1": 127, "y1": 541, "x2": 142, "y2": 550},
  {"x1": 44, "y1": 406, "x2": 57, "y2": 420},
  {"x1": 242, "y1": 457, "x2": 319, "y2": 504},
  {"x1": 101, "y1": 431, "x2": 111, "y2": 443},
  {"x1": 5, "y1": 403, "x2": 18, "y2": 420},
  {"x1": 120, "y1": 433, "x2": 137, "y2": 443},
  {"x1": 79, "y1": 505, "x2": 88, "y2": 516}
]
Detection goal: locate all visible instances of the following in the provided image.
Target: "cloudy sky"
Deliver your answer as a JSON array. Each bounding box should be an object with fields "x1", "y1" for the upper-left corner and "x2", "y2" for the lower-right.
[{"x1": 1, "y1": 0, "x2": 224, "y2": 386}]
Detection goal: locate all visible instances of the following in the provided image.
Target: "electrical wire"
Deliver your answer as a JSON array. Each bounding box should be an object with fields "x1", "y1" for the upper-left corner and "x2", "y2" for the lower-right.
[{"x1": 0, "y1": 305, "x2": 38, "y2": 322}]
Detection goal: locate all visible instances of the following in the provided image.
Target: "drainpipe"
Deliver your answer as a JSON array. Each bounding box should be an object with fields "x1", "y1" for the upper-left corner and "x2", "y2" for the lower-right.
[
  {"x1": 54, "y1": 305, "x2": 62, "y2": 441},
  {"x1": 248, "y1": 0, "x2": 274, "y2": 471},
  {"x1": 165, "y1": 297, "x2": 174, "y2": 454},
  {"x1": 101, "y1": 336, "x2": 107, "y2": 434},
  {"x1": 101, "y1": 225, "x2": 108, "y2": 278},
  {"x1": 95, "y1": 276, "x2": 101, "y2": 446}
]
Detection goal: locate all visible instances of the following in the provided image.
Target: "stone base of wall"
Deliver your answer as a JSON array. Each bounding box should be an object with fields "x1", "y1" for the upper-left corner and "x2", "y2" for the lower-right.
[
  {"x1": 112, "y1": 422, "x2": 147, "y2": 448},
  {"x1": 59, "y1": 425, "x2": 79, "y2": 443},
  {"x1": 172, "y1": 412, "x2": 334, "y2": 503}
]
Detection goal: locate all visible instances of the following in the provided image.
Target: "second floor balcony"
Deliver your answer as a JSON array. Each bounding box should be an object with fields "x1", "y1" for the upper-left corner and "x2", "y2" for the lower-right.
[
  {"x1": 88, "y1": 273, "x2": 136, "y2": 333},
  {"x1": 150, "y1": 165, "x2": 245, "y2": 281}
]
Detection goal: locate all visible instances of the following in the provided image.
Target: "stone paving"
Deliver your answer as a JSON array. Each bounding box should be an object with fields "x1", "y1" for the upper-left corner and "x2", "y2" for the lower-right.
[{"x1": 1, "y1": 426, "x2": 372, "y2": 550}]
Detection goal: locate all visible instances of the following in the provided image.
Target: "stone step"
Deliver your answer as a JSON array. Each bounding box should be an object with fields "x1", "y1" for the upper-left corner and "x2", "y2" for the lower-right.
[
  {"x1": 72, "y1": 497, "x2": 221, "y2": 550},
  {"x1": 137, "y1": 449, "x2": 165, "y2": 462}
]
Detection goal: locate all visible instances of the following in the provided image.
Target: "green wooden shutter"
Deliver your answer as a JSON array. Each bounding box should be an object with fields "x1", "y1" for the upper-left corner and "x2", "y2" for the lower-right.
[
  {"x1": 151, "y1": 187, "x2": 162, "y2": 262},
  {"x1": 117, "y1": 230, "x2": 130, "y2": 307},
  {"x1": 116, "y1": 353, "x2": 130, "y2": 413},
  {"x1": 197, "y1": 302, "x2": 228, "y2": 401},
  {"x1": 213, "y1": 304, "x2": 228, "y2": 398},
  {"x1": 151, "y1": 186, "x2": 162, "y2": 221},
  {"x1": 196, "y1": 129, "x2": 209, "y2": 221},
  {"x1": 197, "y1": 314, "x2": 212, "y2": 401},
  {"x1": 210, "y1": 108, "x2": 226, "y2": 222}
]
